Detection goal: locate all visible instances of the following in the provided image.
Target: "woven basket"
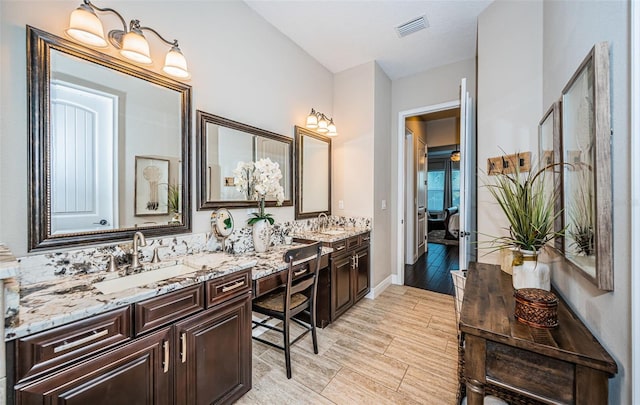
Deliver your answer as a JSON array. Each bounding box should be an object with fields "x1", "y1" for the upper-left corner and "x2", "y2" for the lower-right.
[{"x1": 514, "y1": 288, "x2": 558, "y2": 328}]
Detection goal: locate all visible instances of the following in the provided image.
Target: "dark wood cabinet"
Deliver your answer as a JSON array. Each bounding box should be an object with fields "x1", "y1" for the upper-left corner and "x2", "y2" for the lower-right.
[
  {"x1": 354, "y1": 246, "x2": 370, "y2": 301},
  {"x1": 330, "y1": 251, "x2": 354, "y2": 320},
  {"x1": 327, "y1": 232, "x2": 370, "y2": 322},
  {"x1": 15, "y1": 327, "x2": 172, "y2": 405},
  {"x1": 174, "y1": 292, "x2": 251, "y2": 405},
  {"x1": 9, "y1": 269, "x2": 253, "y2": 405}
]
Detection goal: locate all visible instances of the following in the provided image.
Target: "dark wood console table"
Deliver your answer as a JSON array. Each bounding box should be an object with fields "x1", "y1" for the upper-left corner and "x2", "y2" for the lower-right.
[{"x1": 460, "y1": 263, "x2": 617, "y2": 405}]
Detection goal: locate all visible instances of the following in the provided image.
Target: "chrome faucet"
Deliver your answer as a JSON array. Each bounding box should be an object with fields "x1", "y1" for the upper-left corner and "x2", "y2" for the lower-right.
[
  {"x1": 131, "y1": 231, "x2": 147, "y2": 269},
  {"x1": 318, "y1": 213, "x2": 328, "y2": 231}
]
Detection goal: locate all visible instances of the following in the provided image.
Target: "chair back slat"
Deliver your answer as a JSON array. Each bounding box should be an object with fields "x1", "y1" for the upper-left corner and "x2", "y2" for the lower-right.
[{"x1": 283, "y1": 243, "x2": 322, "y2": 264}]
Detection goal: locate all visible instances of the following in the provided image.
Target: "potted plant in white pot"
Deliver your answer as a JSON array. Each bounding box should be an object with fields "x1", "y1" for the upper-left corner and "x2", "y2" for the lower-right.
[
  {"x1": 485, "y1": 160, "x2": 564, "y2": 290},
  {"x1": 233, "y1": 158, "x2": 284, "y2": 252}
]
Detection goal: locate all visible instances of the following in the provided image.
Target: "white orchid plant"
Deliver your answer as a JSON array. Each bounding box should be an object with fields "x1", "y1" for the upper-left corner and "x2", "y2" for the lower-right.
[{"x1": 233, "y1": 158, "x2": 285, "y2": 225}]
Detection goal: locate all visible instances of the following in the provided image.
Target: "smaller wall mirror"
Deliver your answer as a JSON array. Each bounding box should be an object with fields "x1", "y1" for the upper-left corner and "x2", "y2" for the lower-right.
[
  {"x1": 294, "y1": 126, "x2": 331, "y2": 219},
  {"x1": 538, "y1": 101, "x2": 562, "y2": 251},
  {"x1": 560, "y1": 42, "x2": 612, "y2": 291},
  {"x1": 197, "y1": 111, "x2": 293, "y2": 210}
]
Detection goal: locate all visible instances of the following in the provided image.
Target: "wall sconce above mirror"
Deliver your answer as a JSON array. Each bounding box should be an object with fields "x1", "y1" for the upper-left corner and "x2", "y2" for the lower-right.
[
  {"x1": 305, "y1": 108, "x2": 338, "y2": 137},
  {"x1": 66, "y1": 0, "x2": 189, "y2": 79},
  {"x1": 27, "y1": 26, "x2": 192, "y2": 251},
  {"x1": 196, "y1": 111, "x2": 293, "y2": 210},
  {"x1": 295, "y1": 126, "x2": 331, "y2": 219}
]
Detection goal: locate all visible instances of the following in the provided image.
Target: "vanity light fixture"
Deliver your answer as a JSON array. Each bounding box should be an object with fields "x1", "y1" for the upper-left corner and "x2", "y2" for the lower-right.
[
  {"x1": 65, "y1": 0, "x2": 190, "y2": 79},
  {"x1": 305, "y1": 108, "x2": 338, "y2": 136}
]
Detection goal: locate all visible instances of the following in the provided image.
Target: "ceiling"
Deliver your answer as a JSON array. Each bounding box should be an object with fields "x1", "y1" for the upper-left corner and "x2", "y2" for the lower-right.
[{"x1": 244, "y1": 0, "x2": 493, "y2": 80}]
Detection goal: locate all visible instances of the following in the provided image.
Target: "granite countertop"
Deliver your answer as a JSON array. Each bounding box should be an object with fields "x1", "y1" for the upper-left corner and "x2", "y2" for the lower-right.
[
  {"x1": 291, "y1": 227, "x2": 369, "y2": 243},
  {"x1": 5, "y1": 242, "x2": 332, "y2": 341},
  {"x1": 0, "y1": 244, "x2": 19, "y2": 280}
]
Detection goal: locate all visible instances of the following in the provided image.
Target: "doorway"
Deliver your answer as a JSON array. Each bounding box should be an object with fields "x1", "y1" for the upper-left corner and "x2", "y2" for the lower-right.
[
  {"x1": 403, "y1": 107, "x2": 461, "y2": 294},
  {"x1": 395, "y1": 78, "x2": 474, "y2": 291}
]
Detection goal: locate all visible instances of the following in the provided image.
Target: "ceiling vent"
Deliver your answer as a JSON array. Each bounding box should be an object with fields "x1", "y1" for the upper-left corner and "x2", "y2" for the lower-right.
[{"x1": 395, "y1": 15, "x2": 429, "y2": 38}]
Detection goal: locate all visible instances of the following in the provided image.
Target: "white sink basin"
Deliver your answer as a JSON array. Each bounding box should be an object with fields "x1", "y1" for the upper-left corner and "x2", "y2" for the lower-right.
[
  {"x1": 320, "y1": 229, "x2": 347, "y2": 236},
  {"x1": 94, "y1": 264, "x2": 198, "y2": 294}
]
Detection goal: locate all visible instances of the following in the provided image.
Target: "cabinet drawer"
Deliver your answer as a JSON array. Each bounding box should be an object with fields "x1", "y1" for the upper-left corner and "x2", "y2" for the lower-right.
[
  {"x1": 359, "y1": 232, "x2": 371, "y2": 245},
  {"x1": 14, "y1": 306, "x2": 131, "y2": 382},
  {"x1": 135, "y1": 284, "x2": 204, "y2": 336},
  {"x1": 330, "y1": 239, "x2": 348, "y2": 253},
  {"x1": 346, "y1": 235, "x2": 360, "y2": 250},
  {"x1": 206, "y1": 269, "x2": 251, "y2": 307}
]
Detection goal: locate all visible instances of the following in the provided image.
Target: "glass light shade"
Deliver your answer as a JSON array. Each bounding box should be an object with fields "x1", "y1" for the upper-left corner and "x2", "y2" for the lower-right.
[
  {"x1": 306, "y1": 110, "x2": 318, "y2": 128},
  {"x1": 120, "y1": 30, "x2": 152, "y2": 64},
  {"x1": 450, "y1": 150, "x2": 461, "y2": 162},
  {"x1": 163, "y1": 46, "x2": 189, "y2": 78},
  {"x1": 65, "y1": 5, "x2": 108, "y2": 48},
  {"x1": 327, "y1": 119, "x2": 338, "y2": 136},
  {"x1": 317, "y1": 115, "x2": 329, "y2": 133}
]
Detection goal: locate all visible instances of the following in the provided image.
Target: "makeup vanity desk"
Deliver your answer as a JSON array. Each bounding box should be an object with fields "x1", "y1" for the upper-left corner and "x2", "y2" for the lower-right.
[{"x1": 459, "y1": 263, "x2": 617, "y2": 405}]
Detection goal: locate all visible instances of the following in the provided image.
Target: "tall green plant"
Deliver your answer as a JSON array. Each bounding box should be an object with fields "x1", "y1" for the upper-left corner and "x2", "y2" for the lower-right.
[{"x1": 485, "y1": 160, "x2": 564, "y2": 252}]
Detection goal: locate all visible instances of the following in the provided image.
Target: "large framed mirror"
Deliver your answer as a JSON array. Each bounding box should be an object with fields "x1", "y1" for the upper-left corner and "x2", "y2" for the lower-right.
[
  {"x1": 294, "y1": 126, "x2": 331, "y2": 219},
  {"x1": 560, "y1": 42, "x2": 612, "y2": 291},
  {"x1": 196, "y1": 111, "x2": 293, "y2": 209},
  {"x1": 27, "y1": 26, "x2": 191, "y2": 251}
]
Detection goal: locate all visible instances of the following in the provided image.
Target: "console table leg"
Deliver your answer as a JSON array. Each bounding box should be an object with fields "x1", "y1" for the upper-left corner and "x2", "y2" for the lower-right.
[{"x1": 466, "y1": 378, "x2": 485, "y2": 405}]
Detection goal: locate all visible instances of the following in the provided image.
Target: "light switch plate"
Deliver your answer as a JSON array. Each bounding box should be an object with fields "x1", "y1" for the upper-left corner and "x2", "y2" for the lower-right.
[
  {"x1": 338, "y1": 200, "x2": 344, "y2": 209},
  {"x1": 381, "y1": 200, "x2": 387, "y2": 210}
]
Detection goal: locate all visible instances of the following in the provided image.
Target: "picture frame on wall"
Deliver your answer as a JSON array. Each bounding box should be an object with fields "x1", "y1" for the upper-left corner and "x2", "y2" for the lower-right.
[
  {"x1": 135, "y1": 156, "x2": 170, "y2": 216},
  {"x1": 560, "y1": 41, "x2": 613, "y2": 291}
]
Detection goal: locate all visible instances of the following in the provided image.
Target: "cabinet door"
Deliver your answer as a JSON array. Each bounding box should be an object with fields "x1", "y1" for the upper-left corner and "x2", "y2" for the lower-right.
[
  {"x1": 174, "y1": 292, "x2": 251, "y2": 405},
  {"x1": 15, "y1": 328, "x2": 172, "y2": 405},
  {"x1": 355, "y1": 246, "x2": 370, "y2": 301},
  {"x1": 331, "y1": 252, "x2": 354, "y2": 321}
]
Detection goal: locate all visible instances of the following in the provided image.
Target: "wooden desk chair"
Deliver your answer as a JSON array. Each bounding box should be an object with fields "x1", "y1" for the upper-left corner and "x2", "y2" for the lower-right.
[{"x1": 251, "y1": 242, "x2": 322, "y2": 378}]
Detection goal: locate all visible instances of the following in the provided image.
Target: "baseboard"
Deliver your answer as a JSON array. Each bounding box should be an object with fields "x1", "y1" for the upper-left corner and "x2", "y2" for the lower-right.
[
  {"x1": 391, "y1": 274, "x2": 403, "y2": 285},
  {"x1": 366, "y1": 275, "x2": 393, "y2": 299}
]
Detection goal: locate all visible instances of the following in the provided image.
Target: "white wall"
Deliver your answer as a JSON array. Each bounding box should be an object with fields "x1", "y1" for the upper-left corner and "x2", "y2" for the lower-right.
[
  {"x1": 0, "y1": 1, "x2": 333, "y2": 256},
  {"x1": 542, "y1": 1, "x2": 630, "y2": 403},
  {"x1": 373, "y1": 62, "x2": 392, "y2": 287},
  {"x1": 390, "y1": 58, "x2": 476, "y2": 281},
  {"x1": 476, "y1": 0, "x2": 543, "y2": 264},
  {"x1": 332, "y1": 62, "x2": 375, "y2": 218}
]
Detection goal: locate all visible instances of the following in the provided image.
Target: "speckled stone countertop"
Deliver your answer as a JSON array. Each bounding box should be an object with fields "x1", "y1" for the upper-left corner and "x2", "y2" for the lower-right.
[
  {"x1": 291, "y1": 227, "x2": 370, "y2": 243},
  {"x1": 5, "y1": 243, "x2": 332, "y2": 341}
]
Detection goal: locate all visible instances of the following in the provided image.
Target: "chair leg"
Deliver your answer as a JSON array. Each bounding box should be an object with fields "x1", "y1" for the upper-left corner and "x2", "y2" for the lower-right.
[
  {"x1": 284, "y1": 317, "x2": 292, "y2": 379},
  {"x1": 310, "y1": 304, "x2": 319, "y2": 354}
]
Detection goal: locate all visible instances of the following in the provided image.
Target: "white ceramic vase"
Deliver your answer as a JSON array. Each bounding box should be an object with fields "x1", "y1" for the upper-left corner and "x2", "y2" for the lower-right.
[
  {"x1": 252, "y1": 219, "x2": 271, "y2": 253},
  {"x1": 512, "y1": 249, "x2": 550, "y2": 291}
]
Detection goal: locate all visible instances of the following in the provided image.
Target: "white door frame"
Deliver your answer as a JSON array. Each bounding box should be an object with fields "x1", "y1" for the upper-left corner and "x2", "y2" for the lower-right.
[
  {"x1": 395, "y1": 100, "x2": 459, "y2": 285},
  {"x1": 631, "y1": 0, "x2": 639, "y2": 401}
]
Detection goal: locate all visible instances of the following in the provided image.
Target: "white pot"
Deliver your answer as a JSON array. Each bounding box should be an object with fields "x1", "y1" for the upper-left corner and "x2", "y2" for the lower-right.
[
  {"x1": 252, "y1": 219, "x2": 271, "y2": 253},
  {"x1": 512, "y1": 249, "x2": 550, "y2": 291}
]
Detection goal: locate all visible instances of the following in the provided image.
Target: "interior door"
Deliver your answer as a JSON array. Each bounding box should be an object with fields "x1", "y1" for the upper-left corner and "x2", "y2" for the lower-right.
[
  {"x1": 50, "y1": 81, "x2": 117, "y2": 234},
  {"x1": 459, "y1": 78, "x2": 472, "y2": 271},
  {"x1": 417, "y1": 139, "x2": 427, "y2": 257}
]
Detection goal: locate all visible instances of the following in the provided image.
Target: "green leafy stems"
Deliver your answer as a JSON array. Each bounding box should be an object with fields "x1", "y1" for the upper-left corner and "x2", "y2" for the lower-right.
[
  {"x1": 484, "y1": 158, "x2": 565, "y2": 253},
  {"x1": 247, "y1": 196, "x2": 275, "y2": 226}
]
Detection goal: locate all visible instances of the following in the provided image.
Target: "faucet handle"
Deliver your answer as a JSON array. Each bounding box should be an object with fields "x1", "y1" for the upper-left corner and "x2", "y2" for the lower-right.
[
  {"x1": 151, "y1": 247, "x2": 161, "y2": 264},
  {"x1": 96, "y1": 253, "x2": 118, "y2": 272}
]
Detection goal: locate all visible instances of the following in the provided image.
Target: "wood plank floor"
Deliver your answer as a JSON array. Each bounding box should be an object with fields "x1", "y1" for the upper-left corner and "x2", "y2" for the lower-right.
[
  {"x1": 404, "y1": 243, "x2": 459, "y2": 295},
  {"x1": 237, "y1": 285, "x2": 459, "y2": 405}
]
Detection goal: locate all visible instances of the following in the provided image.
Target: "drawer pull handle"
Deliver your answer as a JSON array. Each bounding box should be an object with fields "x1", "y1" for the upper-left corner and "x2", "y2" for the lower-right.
[
  {"x1": 362, "y1": 237, "x2": 370, "y2": 241},
  {"x1": 335, "y1": 246, "x2": 346, "y2": 251},
  {"x1": 181, "y1": 333, "x2": 187, "y2": 363},
  {"x1": 294, "y1": 269, "x2": 307, "y2": 277},
  {"x1": 163, "y1": 341, "x2": 170, "y2": 373},
  {"x1": 221, "y1": 280, "x2": 245, "y2": 293},
  {"x1": 53, "y1": 329, "x2": 109, "y2": 353}
]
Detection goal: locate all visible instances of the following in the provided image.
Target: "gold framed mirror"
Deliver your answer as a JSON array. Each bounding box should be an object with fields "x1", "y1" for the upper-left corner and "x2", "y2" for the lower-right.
[{"x1": 294, "y1": 126, "x2": 331, "y2": 219}]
